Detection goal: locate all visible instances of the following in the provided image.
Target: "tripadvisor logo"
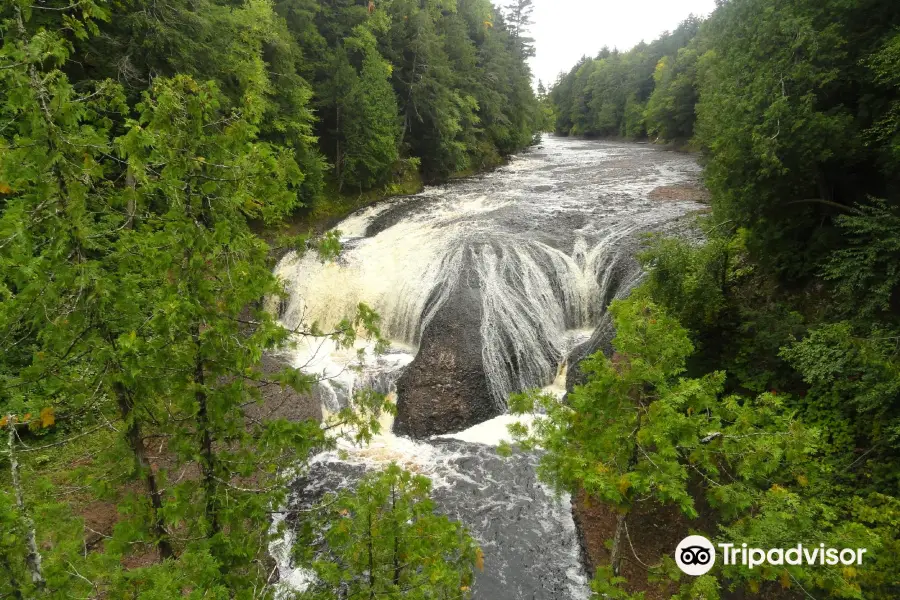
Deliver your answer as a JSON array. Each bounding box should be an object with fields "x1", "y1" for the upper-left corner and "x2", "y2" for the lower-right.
[
  {"x1": 675, "y1": 536, "x2": 868, "y2": 576},
  {"x1": 676, "y1": 535, "x2": 716, "y2": 576}
]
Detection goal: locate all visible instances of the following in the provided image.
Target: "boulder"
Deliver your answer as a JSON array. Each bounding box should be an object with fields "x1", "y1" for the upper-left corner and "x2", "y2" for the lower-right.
[{"x1": 394, "y1": 283, "x2": 499, "y2": 438}]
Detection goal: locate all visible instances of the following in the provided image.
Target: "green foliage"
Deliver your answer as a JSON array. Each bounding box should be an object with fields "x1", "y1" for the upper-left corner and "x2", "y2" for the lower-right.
[
  {"x1": 510, "y1": 294, "x2": 818, "y2": 592},
  {"x1": 866, "y1": 32, "x2": 900, "y2": 165},
  {"x1": 633, "y1": 223, "x2": 900, "y2": 597},
  {"x1": 535, "y1": 80, "x2": 556, "y2": 132},
  {"x1": 823, "y1": 198, "x2": 900, "y2": 319},
  {"x1": 547, "y1": 1, "x2": 900, "y2": 598},
  {"x1": 510, "y1": 296, "x2": 704, "y2": 513},
  {"x1": 670, "y1": 575, "x2": 720, "y2": 600},
  {"x1": 781, "y1": 322, "x2": 900, "y2": 468},
  {"x1": 280, "y1": 0, "x2": 538, "y2": 191},
  {"x1": 299, "y1": 464, "x2": 479, "y2": 599},
  {"x1": 338, "y1": 23, "x2": 400, "y2": 190},
  {"x1": 107, "y1": 73, "x2": 319, "y2": 586},
  {"x1": 591, "y1": 566, "x2": 646, "y2": 599},
  {"x1": 318, "y1": 12, "x2": 400, "y2": 192},
  {"x1": 549, "y1": 16, "x2": 702, "y2": 140},
  {"x1": 0, "y1": 489, "x2": 33, "y2": 598},
  {"x1": 638, "y1": 230, "x2": 733, "y2": 331},
  {"x1": 1, "y1": 1, "x2": 393, "y2": 595},
  {"x1": 69, "y1": 0, "x2": 327, "y2": 208},
  {"x1": 639, "y1": 227, "x2": 809, "y2": 393},
  {"x1": 694, "y1": 0, "x2": 900, "y2": 278},
  {"x1": 847, "y1": 493, "x2": 900, "y2": 598},
  {"x1": 645, "y1": 44, "x2": 701, "y2": 142}
]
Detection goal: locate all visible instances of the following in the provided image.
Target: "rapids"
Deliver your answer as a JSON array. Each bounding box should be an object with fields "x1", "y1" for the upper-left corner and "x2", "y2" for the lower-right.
[{"x1": 271, "y1": 136, "x2": 704, "y2": 599}]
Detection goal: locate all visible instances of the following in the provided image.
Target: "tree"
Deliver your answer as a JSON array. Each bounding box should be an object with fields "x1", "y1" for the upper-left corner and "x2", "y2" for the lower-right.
[
  {"x1": 2, "y1": 2, "x2": 389, "y2": 593},
  {"x1": 535, "y1": 80, "x2": 555, "y2": 131},
  {"x1": 694, "y1": 0, "x2": 900, "y2": 278},
  {"x1": 2, "y1": 417, "x2": 45, "y2": 594},
  {"x1": 509, "y1": 294, "x2": 832, "y2": 593},
  {"x1": 547, "y1": 18, "x2": 701, "y2": 139},
  {"x1": 274, "y1": 0, "x2": 538, "y2": 189},
  {"x1": 645, "y1": 44, "x2": 700, "y2": 142},
  {"x1": 107, "y1": 71, "x2": 390, "y2": 589},
  {"x1": 0, "y1": 1, "x2": 132, "y2": 590},
  {"x1": 300, "y1": 464, "x2": 480, "y2": 600},
  {"x1": 503, "y1": 0, "x2": 535, "y2": 58},
  {"x1": 332, "y1": 17, "x2": 400, "y2": 191},
  {"x1": 1, "y1": 0, "x2": 538, "y2": 595},
  {"x1": 383, "y1": 0, "x2": 475, "y2": 177},
  {"x1": 68, "y1": 0, "x2": 327, "y2": 209}
]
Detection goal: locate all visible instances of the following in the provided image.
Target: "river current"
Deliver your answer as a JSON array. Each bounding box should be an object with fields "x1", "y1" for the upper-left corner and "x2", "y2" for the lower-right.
[{"x1": 270, "y1": 136, "x2": 704, "y2": 599}]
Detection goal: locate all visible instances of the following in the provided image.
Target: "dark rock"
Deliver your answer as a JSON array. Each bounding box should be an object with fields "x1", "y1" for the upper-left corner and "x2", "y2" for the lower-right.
[{"x1": 394, "y1": 282, "x2": 499, "y2": 438}]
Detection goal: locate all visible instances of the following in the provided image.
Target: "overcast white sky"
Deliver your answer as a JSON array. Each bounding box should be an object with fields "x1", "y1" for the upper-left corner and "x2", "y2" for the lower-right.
[{"x1": 527, "y1": 0, "x2": 718, "y2": 87}]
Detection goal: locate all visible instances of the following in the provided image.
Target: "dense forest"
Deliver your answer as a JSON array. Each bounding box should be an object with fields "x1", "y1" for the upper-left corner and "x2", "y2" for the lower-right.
[
  {"x1": 0, "y1": 0, "x2": 537, "y2": 597},
  {"x1": 548, "y1": 16, "x2": 702, "y2": 141},
  {"x1": 514, "y1": 0, "x2": 900, "y2": 598}
]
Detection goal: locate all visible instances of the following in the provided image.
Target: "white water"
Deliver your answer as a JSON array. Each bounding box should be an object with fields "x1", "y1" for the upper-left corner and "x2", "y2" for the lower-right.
[
  {"x1": 275, "y1": 136, "x2": 702, "y2": 409},
  {"x1": 271, "y1": 136, "x2": 704, "y2": 599}
]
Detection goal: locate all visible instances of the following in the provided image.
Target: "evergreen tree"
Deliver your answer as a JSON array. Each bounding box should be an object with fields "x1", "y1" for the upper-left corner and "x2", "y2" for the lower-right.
[
  {"x1": 300, "y1": 464, "x2": 480, "y2": 600},
  {"x1": 547, "y1": 17, "x2": 701, "y2": 139},
  {"x1": 332, "y1": 16, "x2": 400, "y2": 191},
  {"x1": 503, "y1": 0, "x2": 535, "y2": 58},
  {"x1": 1, "y1": 1, "x2": 388, "y2": 594},
  {"x1": 645, "y1": 43, "x2": 700, "y2": 142}
]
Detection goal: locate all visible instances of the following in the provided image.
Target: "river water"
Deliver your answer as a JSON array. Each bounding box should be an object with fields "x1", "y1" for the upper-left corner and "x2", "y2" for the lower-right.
[{"x1": 270, "y1": 136, "x2": 704, "y2": 599}]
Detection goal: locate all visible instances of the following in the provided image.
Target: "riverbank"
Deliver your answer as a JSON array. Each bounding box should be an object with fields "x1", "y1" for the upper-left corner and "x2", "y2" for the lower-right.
[{"x1": 259, "y1": 149, "x2": 519, "y2": 246}]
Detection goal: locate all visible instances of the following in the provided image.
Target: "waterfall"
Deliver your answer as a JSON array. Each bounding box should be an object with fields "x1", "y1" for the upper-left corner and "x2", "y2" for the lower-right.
[
  {"x1": 272, "y1": 136, "x2": 706, "y2": 599},
  {"x1": 275, "y1": 215, "x2": 685, "y2": 413}
]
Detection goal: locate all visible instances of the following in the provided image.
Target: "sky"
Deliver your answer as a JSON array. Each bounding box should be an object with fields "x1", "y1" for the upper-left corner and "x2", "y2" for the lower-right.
[{"x1": 527, "y1": 0, "x2": 718, "y2": 88}]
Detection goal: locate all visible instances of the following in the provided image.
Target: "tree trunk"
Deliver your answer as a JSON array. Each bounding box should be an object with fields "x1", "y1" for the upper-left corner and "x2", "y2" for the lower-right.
[
  {"x1": 336, "y1": 106, "x2": 344, "y2": 193},
  {"x1": 610, "y1": 402, "x2": 643, "y2": 576},
  {"x1": 114, "y1": 383, "x2": 174, "y2": 559},
  {"x1": 368, "y1": 507, "x2": 376, "y2": 599},
  {"x1": 7, "y1": 417, "x2": 45, "y2": 590},
  {"x1": 108, "y1": 168, "x2": 174, "y2": 558},
  {"x1": 609, "y1": 513, "x2": 627, "y2": 576},
  {"x1": 399, "y1": 38, "x2": 419, "y2": 149},
  {"x1": 391, "y1": 481, "x2": 401, "y2": 587},
  {"x1": 193, "y1": 326, "x2": 220, "y2": 537}
]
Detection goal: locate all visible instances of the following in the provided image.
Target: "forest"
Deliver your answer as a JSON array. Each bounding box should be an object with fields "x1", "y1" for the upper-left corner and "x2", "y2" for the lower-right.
[
  {"x1": 0, "y1": 0, "x2": 536, "y2": 597},
  {"x1": 515, "y1": 0, "x2": 900, "y2": 598}
]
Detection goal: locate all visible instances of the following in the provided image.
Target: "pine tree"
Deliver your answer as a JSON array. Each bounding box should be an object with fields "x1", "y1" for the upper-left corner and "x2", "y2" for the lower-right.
[
  {"x1": 503, "y1": 0, "x2": 535, "y2": 57},
  {"x1": 335, "y1": 15, "x2": 400, "y2": 191},
  {"x1": 300, "y1": 464, "x2": 480, "y2": 600}
]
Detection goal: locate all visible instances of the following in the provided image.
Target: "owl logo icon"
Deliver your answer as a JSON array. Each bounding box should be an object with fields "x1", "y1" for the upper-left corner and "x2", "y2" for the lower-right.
[{"x1": 675, "y1": 535, "x2": 716, "y2": 576}]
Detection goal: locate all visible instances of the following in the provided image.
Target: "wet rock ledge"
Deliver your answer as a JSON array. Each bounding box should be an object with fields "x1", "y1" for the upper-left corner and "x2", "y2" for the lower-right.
[{"x1": 394, "y1": 284, "x2": 499, "y2": 438}]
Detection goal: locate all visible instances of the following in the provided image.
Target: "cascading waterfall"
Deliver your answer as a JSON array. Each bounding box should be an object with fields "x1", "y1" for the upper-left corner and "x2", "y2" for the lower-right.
[
  {"x1": 272, "y1": 136, "x2": 705, "y2": 599},
  {"x1": 275, "y1": 140, "x2": 700, "y2": 410},
  {"x1": 473, "y1": 224, "x2": 652, "y2": 409}
]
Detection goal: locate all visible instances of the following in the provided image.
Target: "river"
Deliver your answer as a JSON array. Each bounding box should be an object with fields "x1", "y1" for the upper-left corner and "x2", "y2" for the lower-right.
[{"x1": 269, "y1": 136, "x2": 704, "y2": 599}]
